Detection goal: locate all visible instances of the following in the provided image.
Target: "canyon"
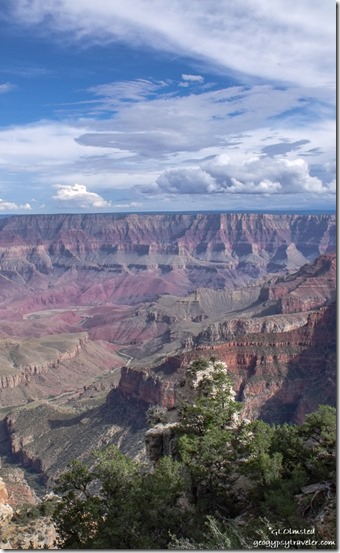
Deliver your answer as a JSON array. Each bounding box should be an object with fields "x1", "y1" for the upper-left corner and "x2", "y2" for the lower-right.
[{"x1": 0, "y1": 212, "x2": 335, "y2": 497}]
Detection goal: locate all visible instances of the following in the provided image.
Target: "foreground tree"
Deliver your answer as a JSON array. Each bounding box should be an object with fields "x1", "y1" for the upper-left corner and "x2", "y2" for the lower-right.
[{"x1": 54, "y1": 446, "x2": 193, "y2": 549}]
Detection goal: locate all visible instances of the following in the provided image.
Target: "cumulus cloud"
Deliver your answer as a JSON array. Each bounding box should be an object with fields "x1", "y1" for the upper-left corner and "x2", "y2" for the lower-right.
[
  {"x1": 52, "y1": 183, "x2": 112, "y2": 208},
  {"x1": 0, "y1": 199, "x2": 31, "y2": 211},
  {"x1": 155, "y1": 154, "x2": 332, "y2": 195},
  {"x1": 157, "y1": 167, "x2": 217, "y2": 194}
]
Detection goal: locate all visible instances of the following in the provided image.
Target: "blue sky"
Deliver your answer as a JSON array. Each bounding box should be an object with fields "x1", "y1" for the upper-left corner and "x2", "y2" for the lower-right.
[{"x1": 0, "y1": 0, "x2": 335, "y2": 213}]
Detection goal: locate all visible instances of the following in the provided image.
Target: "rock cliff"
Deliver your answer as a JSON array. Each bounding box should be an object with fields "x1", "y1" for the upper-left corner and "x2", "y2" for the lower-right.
[
  {"x1": 117, "y1": 366, "x2": 176, "y2": 408},
  {"x1": 203, "y1": 302, "x2": 336, "y2": 423},
  {"x1": 108, "y1": 251, "x2": 336, "y2": 423}
]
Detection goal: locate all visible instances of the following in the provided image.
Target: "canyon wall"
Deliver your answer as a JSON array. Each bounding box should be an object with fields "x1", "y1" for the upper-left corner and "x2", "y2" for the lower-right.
[
  {"x1": 0, "y1": 213, "x2": 335, "y2": 311},
  {"x1": 203, "y1": 303, "x2": 336, "y2": 423},
  {"x1": 0, "y1": 213, "x2": 336, "y2": 490}
]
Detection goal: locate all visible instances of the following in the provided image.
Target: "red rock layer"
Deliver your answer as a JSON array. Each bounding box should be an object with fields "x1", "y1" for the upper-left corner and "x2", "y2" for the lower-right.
[{"x1": 202, "y1": 303, "x2": 336, "y2": 422}]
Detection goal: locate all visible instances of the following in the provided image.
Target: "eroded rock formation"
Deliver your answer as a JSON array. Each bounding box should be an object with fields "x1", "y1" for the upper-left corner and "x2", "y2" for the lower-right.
[
  {"x1": 0, "y1": 213, "x2": 335, "y2": 313},
  {"x1": 111, "y1": 300, "x2": 335, "y2": 425}
]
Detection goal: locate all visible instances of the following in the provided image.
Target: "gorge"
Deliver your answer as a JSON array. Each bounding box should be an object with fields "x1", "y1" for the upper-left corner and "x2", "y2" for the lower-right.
[{"x1": 0, "y1": 212, "x2": 335, "y2": 500}]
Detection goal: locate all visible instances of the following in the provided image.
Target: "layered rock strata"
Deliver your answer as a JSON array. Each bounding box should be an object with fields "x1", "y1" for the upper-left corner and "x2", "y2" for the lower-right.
[
  {"x1": 0, "y1": 213, "x2": 335, "y2": 312},
  {"x1": 112, "y1": 301, "x2": 335, "y2": 424}
]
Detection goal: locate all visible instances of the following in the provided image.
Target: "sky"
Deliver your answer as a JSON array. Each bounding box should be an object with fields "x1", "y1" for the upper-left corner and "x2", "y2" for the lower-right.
[{"x1": 0, "y1": 0, "x2": 336, "y2": 213}]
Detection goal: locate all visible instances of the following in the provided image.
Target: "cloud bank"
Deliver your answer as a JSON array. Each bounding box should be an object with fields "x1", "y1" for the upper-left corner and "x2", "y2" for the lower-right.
[{"x1": 155, "y1": 154, "x2": 332, "y2": 196}]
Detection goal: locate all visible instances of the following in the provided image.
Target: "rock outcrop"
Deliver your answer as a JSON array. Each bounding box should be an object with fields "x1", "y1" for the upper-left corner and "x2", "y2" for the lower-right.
[
  {"x1": 145, "y1": 423, "x2": 179, "y2": 463},
  {"x1": 111, "y1": 300, "x2": 335, "y2": 425},
  {"x1": 0, "y1": 478, "x2": 14, "y2": 525},
  {"x1": 117, "y1": 366, "x2": 176, "y2": 408}
]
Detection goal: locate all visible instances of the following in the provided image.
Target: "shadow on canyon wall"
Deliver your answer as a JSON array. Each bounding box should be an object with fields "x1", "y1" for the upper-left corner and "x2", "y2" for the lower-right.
[{"x1": 259, "y1": 302, "x2": 336, "y2": 424}]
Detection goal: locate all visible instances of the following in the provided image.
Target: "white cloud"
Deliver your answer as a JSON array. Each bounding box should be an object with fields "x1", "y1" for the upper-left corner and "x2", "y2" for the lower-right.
[
  {"x1": 0, "y1": 1, "x2": 333, "y2": 212},
  {"x1": 46, "y1": 170, "x2": 159, "y2": 192},
  {"x1": 88, "y1": 79, "x2": 167, "y2": 104},
  {"x1": 179, "y1": 74, "x2": 204, "y2": 88},
  {"x1": 52, "y1": 183, "x2": 112, "y2": 208},
  {"x1": 181, "y1": 74, "x2": 204, "y2": 83},
  {"x1": 0, "y1": 199, "x2": 31, "y2": 211},
  {"x1": 0, "y1": 122, "x2": 101, "y2": 169},
  {"x1": 157, "y1": 167, "x2": 217, "y2": 194},
  {"x1": 0, "y1": 121, "x2": 135, "y2": 183},
  {"x1": 76, "y1": 83, "x2": 333, "y2": 158},
  {"x1": 0, "y1": 82, "x2": 334, "y2": 202},
  {"x1": 9, "y1": 0, "x2": 335, "y2": 88},
  {"x1": 0, "y1": 82, "x2": 15, "y2": 93}
]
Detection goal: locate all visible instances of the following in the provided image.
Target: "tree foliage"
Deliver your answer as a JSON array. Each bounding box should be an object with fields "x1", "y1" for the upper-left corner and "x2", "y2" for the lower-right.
[{"x1": 54, "y1": 447, "x2": 193, "y2": 549}]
